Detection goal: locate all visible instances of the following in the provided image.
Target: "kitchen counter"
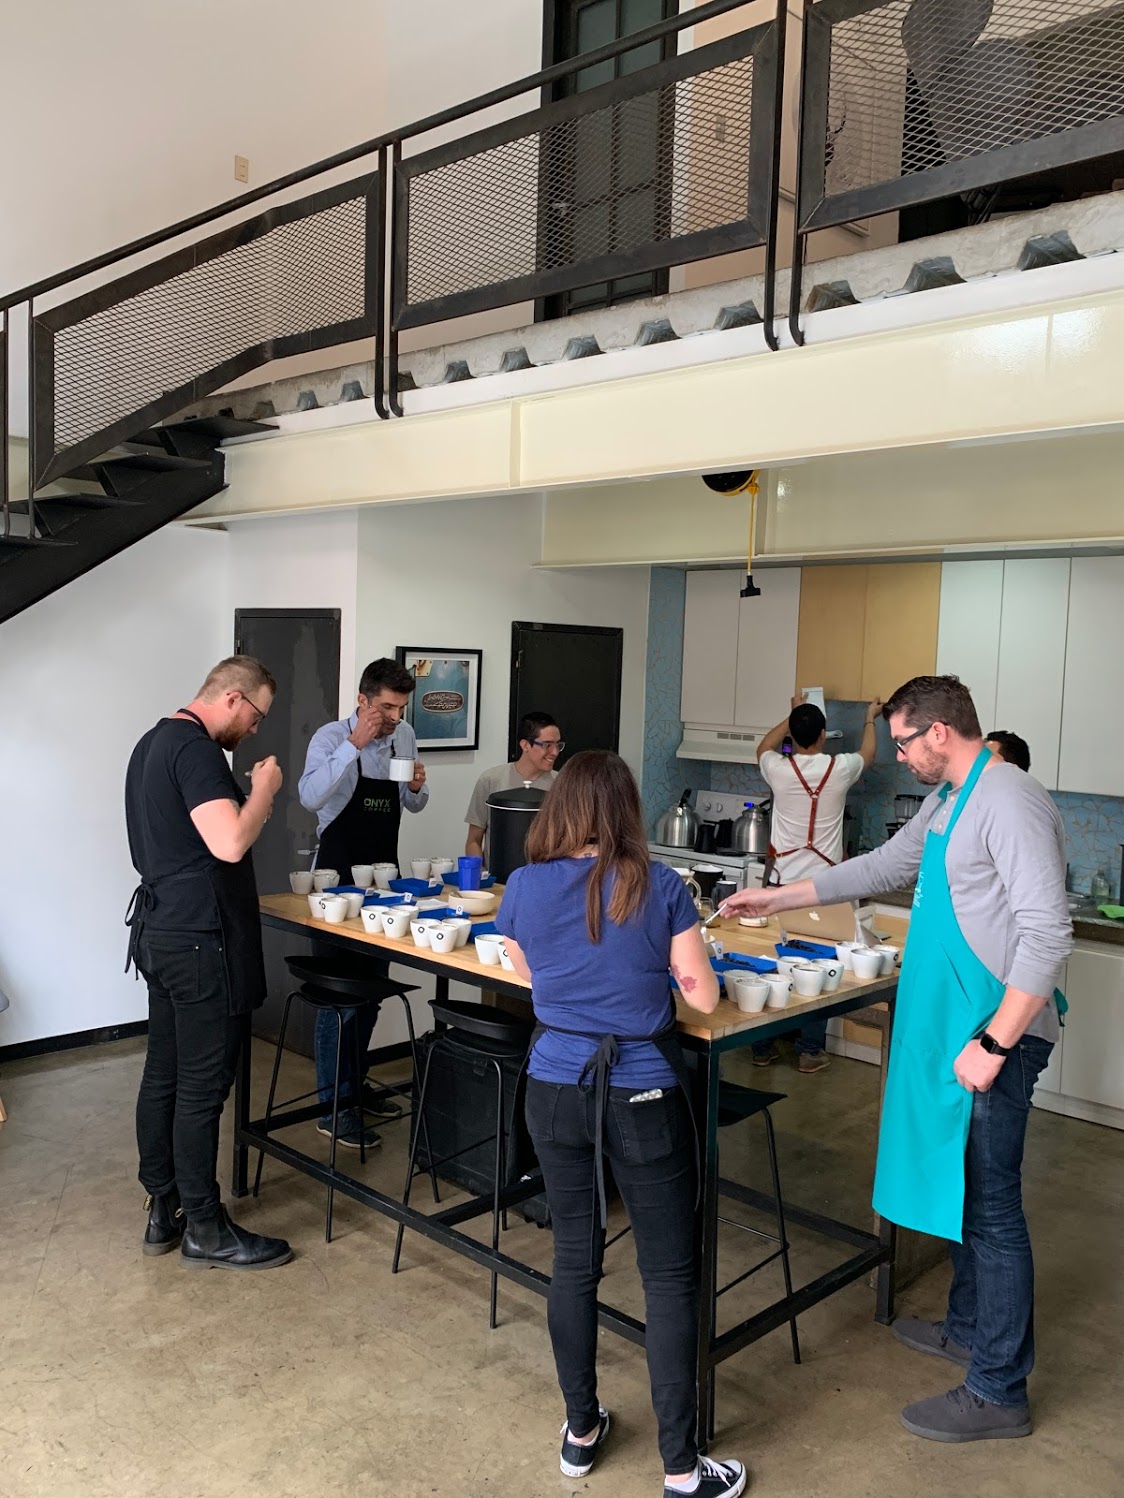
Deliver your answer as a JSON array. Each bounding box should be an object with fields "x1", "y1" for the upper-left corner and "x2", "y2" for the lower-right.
[{"x1": 873, "y1": 887, "x2": 1124, "y2": 948}]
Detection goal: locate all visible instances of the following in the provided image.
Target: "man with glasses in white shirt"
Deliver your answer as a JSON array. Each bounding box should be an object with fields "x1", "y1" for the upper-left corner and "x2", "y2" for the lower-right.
[{"x1": 465, "y1": 713, "x2": 564, "y2": 861}]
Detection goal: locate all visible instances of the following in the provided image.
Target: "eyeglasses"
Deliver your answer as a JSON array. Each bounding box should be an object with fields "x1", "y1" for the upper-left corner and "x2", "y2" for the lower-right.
[
  {"x1": 892, "y1": 723, "x2": 932, "y2": 755},
  {"x1": 239, "y1": 692, "x2": 267, "y2": 727},
  {"x1": 532, "y1": 739, "x2": 564, "y2": 753}
]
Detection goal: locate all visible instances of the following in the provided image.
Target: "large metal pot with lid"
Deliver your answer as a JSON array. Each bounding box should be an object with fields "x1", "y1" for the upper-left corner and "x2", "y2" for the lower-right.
[
  {"x1": 655, "y1": 788, "x2": 700, "y2": 850},
  {"x1": 730, "y1": 799, "x2": 771, "y2": 857},
  {"x1": 487, "y1": 782, "x2": 548, "y2": 884}
]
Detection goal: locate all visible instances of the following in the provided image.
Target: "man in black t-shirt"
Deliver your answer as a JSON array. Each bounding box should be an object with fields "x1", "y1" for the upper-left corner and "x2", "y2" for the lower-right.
[{"x1": 126, "y1": 654, "x2": 292, "y2": 1270}]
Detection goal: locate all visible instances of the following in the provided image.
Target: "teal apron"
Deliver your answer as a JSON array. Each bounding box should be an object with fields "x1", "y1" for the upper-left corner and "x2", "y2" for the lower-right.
[{"x1": 874, "y1": 746, "x2": 1030, "y2": 1242}]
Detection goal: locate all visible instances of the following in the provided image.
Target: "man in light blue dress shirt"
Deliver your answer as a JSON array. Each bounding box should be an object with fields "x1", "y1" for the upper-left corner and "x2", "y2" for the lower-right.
[{"x1": 299, "y1": 657, "x2": 429, "y2": 1149}]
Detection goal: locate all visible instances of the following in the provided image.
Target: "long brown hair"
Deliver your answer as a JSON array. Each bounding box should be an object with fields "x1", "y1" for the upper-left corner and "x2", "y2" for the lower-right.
[{"x1": 525, "y1": 750, "x2": 650, "y2": 942}]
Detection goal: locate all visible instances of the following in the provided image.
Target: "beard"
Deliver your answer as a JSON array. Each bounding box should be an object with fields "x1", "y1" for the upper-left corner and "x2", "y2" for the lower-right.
[
  {"x1": 215, "y1": 724, "x2": 244, "y2": 752},
  {"x1": 910, "y1": 745, "x2": 949, "y2": 785}
]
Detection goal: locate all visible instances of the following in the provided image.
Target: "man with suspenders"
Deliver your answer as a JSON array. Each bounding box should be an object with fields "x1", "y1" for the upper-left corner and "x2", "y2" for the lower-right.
[{"x1": 753, "y1": 695, "x2": 881, "y2": 1072}]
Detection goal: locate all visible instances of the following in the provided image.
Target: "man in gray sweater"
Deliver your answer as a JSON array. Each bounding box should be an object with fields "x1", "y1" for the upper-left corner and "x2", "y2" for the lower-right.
[{"x1": 723, "y1": 675, "x2": 1071, "y2": 1444}]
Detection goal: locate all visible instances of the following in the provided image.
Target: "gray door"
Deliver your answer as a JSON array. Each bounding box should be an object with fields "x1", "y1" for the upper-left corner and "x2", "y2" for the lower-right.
[
  {"x1": 233, "y1": 608, "x2": 341, "y2": 1052},
  {"x1": 508, "y1": 620, "x2": 623, "y2": 764}
]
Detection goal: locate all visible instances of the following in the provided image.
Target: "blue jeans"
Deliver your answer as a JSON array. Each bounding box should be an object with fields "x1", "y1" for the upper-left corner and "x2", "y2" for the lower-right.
[
  {"x1": 525, "y1": 1077, "x2": 699, "y2": 1475},
  {"x1": 314, "y1": 1003, "x2": 380, "y2": 1122},
  {"x1": 753, "y1": 1017, "x2": 828, "y2": 1058},
  {"x1": 944, "y1": 1033, "x2": 1053, "y2": 1407}
]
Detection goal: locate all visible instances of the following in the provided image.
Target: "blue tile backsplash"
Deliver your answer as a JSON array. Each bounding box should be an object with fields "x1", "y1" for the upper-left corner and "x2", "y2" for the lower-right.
[{"x1": 642, "y1": 567, "x2": 1124, "y2": 897}]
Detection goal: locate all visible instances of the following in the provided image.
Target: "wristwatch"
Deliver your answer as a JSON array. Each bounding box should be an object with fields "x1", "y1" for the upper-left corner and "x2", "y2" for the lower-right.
[{"x1": 978, "y1": 1031, "x2": 1011, "y2": 1056}]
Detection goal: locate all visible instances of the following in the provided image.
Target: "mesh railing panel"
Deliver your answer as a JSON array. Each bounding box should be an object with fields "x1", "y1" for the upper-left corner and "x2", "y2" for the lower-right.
[
  {"x1": 45, "y1": 186, "x2": 373, "y2": 460},
  {"x1": 402, "y1": 43, "x2": 761, "y2": 317},
  {"x1": 816, "y1": 0, "x2": 1124, "y2": 207}
]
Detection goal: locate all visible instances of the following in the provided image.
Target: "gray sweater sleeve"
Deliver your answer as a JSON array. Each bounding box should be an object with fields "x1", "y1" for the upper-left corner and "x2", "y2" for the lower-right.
[
  {"x1": 813, "y1": 810, "x2": 928, "y2": 905},
  {"x1": 979, "y1": 776, "x2": 1072, "y2": 996}
]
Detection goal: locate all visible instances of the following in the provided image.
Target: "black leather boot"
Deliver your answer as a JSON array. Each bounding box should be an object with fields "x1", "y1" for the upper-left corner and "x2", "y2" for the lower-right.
[
  {"x1": 143, "y1": 1187, "x2": 185, "y2": 1256},
  {"x1": 180, "y1": 1205, "x2": 293, "y2": 1271}
]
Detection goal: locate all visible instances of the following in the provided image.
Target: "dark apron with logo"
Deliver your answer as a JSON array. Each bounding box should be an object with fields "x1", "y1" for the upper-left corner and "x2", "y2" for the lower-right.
[
  {"x1": 315, "y1": 757, "x2": 403, "y2": 873},
  {"x1": 124, "y1": 710, "x2": 266, "y2": 1016}
]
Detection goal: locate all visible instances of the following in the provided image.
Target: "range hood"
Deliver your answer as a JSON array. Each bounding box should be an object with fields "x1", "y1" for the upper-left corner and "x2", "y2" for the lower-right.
[{"x1": 677, "y1": 725, "x2": 763, "y2": 763}]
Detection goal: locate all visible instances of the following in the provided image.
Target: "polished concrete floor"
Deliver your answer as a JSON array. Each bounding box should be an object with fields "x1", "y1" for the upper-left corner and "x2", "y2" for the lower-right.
[{"x1": 2, "y1": 1034, "x2": 1122, "y2": 1498}]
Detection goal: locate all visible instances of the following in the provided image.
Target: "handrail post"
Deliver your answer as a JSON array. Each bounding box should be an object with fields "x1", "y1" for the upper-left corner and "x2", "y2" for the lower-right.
[
  {"x1": 1, "y1": 308, "x2": 8, "y2": 538},
  {"x1": 389, "y1": 139, "x2": 404, "y2": 418},
  {"x1": 762, "y1": 0, "x2": 788, "y2": 352},
  {"x1": 787, "y1": 0, "x2": 814, "y2": 347},
  {"x1": 374, "y1": 146, "x2": 389, "y2": 420},
  {"x1": 25, "y1": 299, "x2": 36, "y2": 539}
]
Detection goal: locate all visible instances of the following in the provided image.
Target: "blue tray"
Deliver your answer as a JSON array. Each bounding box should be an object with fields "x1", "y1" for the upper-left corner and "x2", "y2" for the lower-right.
[
  {"x1": 361, "y1": 892, "x2": 406, "y2": 907},
  {"x1": 440, "y1": 870, "x2": 496, "y2": 890},
  {"x1": 776, "y1": 939, "x2": 838, "y2": 960},
  {"x1": 324, "y1": 884, "x2": 367, "y2": 896},
  {"x1": 724, "y1": 951, "x2": 779, "y2": 975},
  {"x1": 470, "y1": 920, "x2": 499, "y2": 939},
  {"x1": 390, "y1": 877, "x2": 444, "y2": 897}
]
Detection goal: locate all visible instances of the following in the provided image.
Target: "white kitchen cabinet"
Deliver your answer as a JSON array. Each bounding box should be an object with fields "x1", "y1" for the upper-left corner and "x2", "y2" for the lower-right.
[
  {"x1": 680, "y1": 569, "x2": 739, "y2": 726},
  {"x1": 1059, "y1": 943, "x2": 1124, "y2": 1112},
  {"x1": 936, "y1": 561, "x2": 1003, "y2": 733},
  {"x1": 680, "y1": 567, "x2": 800, "y2": 730},
  {"x1": 734, "y1": 568, "x2": 801, "y2": 730},
  {"x1": 1058, "y1": 558, "x2": 1124, "y2": 796},
  {"x1": 994, "y1": 558, "x2": 1070, "y2": 790}
]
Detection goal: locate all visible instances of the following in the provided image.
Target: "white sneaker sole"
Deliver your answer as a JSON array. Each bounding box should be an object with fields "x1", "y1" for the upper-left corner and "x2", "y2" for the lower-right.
[{"x1": 559, "y1": 1411, "x2": 610, "y2": 1477}]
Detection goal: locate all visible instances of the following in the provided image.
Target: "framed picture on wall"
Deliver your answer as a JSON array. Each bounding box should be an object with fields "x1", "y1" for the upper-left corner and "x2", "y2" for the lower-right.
[{"x1": 394, "y1": 646, "x2": 482, "y2": 751}]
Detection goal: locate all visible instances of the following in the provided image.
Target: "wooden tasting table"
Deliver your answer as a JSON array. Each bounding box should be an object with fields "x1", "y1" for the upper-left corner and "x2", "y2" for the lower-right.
[{"x1": 238, "y1": 892, "x2": 899, "y2": 1446}]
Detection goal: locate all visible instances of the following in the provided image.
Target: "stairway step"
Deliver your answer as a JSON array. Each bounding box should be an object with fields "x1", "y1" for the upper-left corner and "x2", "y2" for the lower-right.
[
  {"x1": 0, "y1": 533, "x2": 73, "y2": 551},
  {"x1": 134, "y1": 416, "x2": 277, "y2": 445},
  {"x1": 93, "y1": 451, "x2": 211, "y2": 475},
  {"x1": 10, "y1": 492, "x2": 144, "y2": 513}
]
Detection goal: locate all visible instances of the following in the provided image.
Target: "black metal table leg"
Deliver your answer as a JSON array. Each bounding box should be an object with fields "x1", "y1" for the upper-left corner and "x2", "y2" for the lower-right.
[
  {"x1": 692, "y1": 1047, "x2": 721, "y2": 1452},
  {"x1": 876, "y1": 1215, "x2": 897, "y2": 1324},
  {"x1": 231, "y1": 1017, "x2": 251, "y2": 1197}
]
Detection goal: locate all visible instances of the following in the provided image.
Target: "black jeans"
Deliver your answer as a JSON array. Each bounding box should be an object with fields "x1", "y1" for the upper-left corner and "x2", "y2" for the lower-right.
[
  {"x1": 525, "y1": 1077, "x2": 699, "y2": 1475},
  {"x1": 946, "y1": 1033, "x2": 1054, "y2": 1406},
  {"x1": 135, "y1": 931, "x2": 243, "y2": 1223}
]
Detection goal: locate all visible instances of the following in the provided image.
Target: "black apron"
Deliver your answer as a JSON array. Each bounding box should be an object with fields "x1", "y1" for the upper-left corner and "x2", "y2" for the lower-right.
[
  {"x1": 315, "y1": 743, "x2": 403, "y2": 872},
  {"x1": 124, "y1": 710, "x2": 266, "y2": 1016}
]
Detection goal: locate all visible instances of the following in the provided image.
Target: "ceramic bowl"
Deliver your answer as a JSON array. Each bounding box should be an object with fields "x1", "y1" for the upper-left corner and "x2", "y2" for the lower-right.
[
  {"x1": 428, "y1": 922, "x2": 462, "y2": 955},
  {"x1": 351, "y1": 864, "x2": 375, "y2": 888},
  {"x1": 360, "y1": 905, "x2": 386, "y2": 935},
  {"x1": 834, "y1": 941, "x2": 857, "y2": 971},
  {"x1": 453, "y1": 890, "x2": 498, "y2": 916},
  {"x1": 447, "y1": 918, "x2": 472, "y2": 949},
  {"x1": 317, "y1": 895, "x2": 348, "y2": 926},
  {"x1": 410, "y1": 919, "x2": 434, "y2": 948},
  {"x1": 371, "y1": 864, "x2": 398, "y2": 890}
]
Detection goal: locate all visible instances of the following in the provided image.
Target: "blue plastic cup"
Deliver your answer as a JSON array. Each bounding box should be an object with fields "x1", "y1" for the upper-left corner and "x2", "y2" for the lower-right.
[{"x1": 458, "y1": 855, "x2": 482, "y2": 891}]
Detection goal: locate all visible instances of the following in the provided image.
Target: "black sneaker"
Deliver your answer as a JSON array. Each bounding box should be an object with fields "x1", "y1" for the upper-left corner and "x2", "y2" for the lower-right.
[
  {"x1": 361, "y1": 1082, "x2": 404, "y2": 1119},
  {"x1": 317, "y1": 1109, "x2": 382, "y2": 1150},
  {"x1": 559, "y1": 1406, "x2": 610, "y2": 1478},
  {"x1": 665, "y1": 1456, "x2": 747, "y2": 1498}
]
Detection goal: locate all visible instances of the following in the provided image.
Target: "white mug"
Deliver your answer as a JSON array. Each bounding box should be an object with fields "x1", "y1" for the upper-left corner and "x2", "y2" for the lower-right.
[
  {"x1": 430, "y1": 857, "x2": 456, "y2": 877},
  {"x1": 816, "y1": 958, "x2": 844, "y2": 993},
  {"x1": 792, "y1": 963, "x2": 826, "y2": 998},
  {"x1": 448, "y1": 918, "x2": 472, "y2": 949},
  {"x1": 474, "y1": 935, "x2": 503, "y2": 966},
  {"x1": 390, "y1": 757, "x2": 415, "y2": 783},
  {"x1": 381, "y1": 908, "x2": 414, "y2": 939},
  {"x1": 289, "y1": 871, "x2": 314, "y2": 895},
  {"x1": 409, "y1": 919, "x2": 434, "y2": 948},
  {"x1": 351, "y1": 864, "x2": 375, "y2": 888},
  {"x1": 498, "y1": 943, "x2": 516, "y2": 973},
  {"x1": 728, "y1": 974, "x2": 769, "y2": 1014},
  {"x1": 360, "y1": 905, "x2": 385, "y2": 935},
  {"x1": 428, "y1": 923, "x2": 460, "y2": 954},
  {"x1": 874, "y1": 944, "x2": 900, "y2": 974},
  {"x1": 316, "y1": 894, "x2": 348, "y2": 925},
  {"x1": 835, "y1": 941, "x2": 857, "y2": 971},
  {"x1": 312, "y1": 868, "x2": 339, "y2": 892},
  {"x1": 411, "y1": 858, "x2": 432, "y2": 880},
  {"x1": 339, "y1": 891, "x2": 364, "y2": 920},
  {"x1": 851, "y1": 948, "x2": 883, "y2": 980},
  {"x1": 371, "y1": 863, "x2": 398, "y2": 890},
  {"x1": 764, "y1": 974, "x2": 793, "y2": 1009}
]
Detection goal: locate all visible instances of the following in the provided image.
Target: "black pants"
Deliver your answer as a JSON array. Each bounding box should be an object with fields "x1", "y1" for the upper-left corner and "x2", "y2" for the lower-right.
[
  {"x1": 525, "y1": 1077, "x2": 699, "y2": 1475},
  {"x1": 135, "y1": 931, "x2": 243, "y2": 1224}
]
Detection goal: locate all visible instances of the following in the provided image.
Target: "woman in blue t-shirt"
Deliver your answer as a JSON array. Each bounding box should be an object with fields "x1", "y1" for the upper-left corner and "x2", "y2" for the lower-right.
[{"x1": 497, "y1": 751, "x2": 746, "y2": 1498}]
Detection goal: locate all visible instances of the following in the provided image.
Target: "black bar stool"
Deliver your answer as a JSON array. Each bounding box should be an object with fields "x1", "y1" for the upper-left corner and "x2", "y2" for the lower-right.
[
  {"x1": 252, "y1": 953, "x2": 429, "y2": 1242},
  {"x1": 392, "y1": 997, "x2": 533, "y2": 1329}
]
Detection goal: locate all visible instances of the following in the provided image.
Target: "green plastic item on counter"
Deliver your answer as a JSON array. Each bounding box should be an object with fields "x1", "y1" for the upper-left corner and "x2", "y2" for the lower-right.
[{"x1": 1096, "y1": 905, "x2": 1124, "y2": 921}]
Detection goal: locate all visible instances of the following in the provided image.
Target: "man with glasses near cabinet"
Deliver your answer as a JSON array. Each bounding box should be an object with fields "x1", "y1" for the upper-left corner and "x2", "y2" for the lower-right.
[
  {"x1": 724, "y1": 675, "x2": 1071, "y2": 1444},
  {"x1": 464, "y1": 712, "x2": 564, "y2": 861}
]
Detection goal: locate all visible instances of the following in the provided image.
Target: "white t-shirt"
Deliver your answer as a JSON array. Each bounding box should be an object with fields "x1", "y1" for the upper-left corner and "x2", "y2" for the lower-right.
[{"x1": 758, "y1": 749, "x2": 866, "y2": 883}]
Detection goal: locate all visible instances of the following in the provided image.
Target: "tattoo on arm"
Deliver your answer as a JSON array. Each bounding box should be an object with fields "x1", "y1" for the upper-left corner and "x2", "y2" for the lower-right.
[{"x1": 672, "y1": 964, "x2": 698, "y2": 994}]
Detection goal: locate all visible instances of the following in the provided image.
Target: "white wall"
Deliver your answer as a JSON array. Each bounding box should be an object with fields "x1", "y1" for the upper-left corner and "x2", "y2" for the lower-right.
[
  {"x1": 0, "y1": 526, "x2": 229, "y2": 1046},
  {"x1": 355, "y1": 491, "x2": 651, "y2": 868}
]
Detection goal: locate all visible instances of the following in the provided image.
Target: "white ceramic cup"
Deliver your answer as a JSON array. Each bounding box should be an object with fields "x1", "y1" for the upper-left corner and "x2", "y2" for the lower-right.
[
  {"x1": 851, "y1": 948, "x2": 882, "y2": 980},
  {"x1": 430, "y1": 857, "x2": 456, "y2": 877},
  {"x1": 874, "y1": 944, "x2": 900, "y2": 974},
  {"x1": 312, "y1": 868, "x2": 339, "y2": 892},
  {"x1": 307, "y1": 892, "x2": 323, "y2": 918},
  {"x1": 816, "y1": 958, "x2": 844, "y2": 993},
  {"x1": 792, "y1": 962, "x2": 826, "y2": 998},
  {"x1": 390, "y1": 757, "x2": 415, "y2": 783},
  {"x1": 834, "y1": 941, "x2": 857, "y2": 972},
  {"x1": 410, "y1": 919, "x2": 434, "y2": 948},
  {"x1": 360, "y1": 905, "x2": 385, "y2": 935},
  {"x1": 338, "y1": 891, "x2": 364, "y2": 920},
  {"x1": 410, "y1": 858, "x2": 432, "y2": 880},
  {"x1": 498, "y1": 943, "x2": 516, "y2": 973},
  {"x1": 474, "y1": 935, "x2": 503, "y2": 966},
  {"x1": 428, "y1": 923, "x2": 461, "y2": 955},
  {"x1": 764, "y1": 973, "x2": 793, "y2": 1008},
  {"x1": 775, "y1": 956, "x2": 798, "y2": 976},
  {"x1": 382, "y1": 908, "x2": 414, "y2": 939},
  {"x1": 289, "y1": 870, "x2": 314, "y2": 895},
  {"x1": 351, "y1": 864, "x2": 375, "y2": 889},
  {"x1": 728, "y1": 973, "x2": 769, "y2": 1014},
  {"x1": 371, "y1": 863, "x2": 398, "y2": 890},
  {"x1": 448, "y1": 918, "x2": 472, "y2": 949},
  {"x1": 316, "y1": 894, "x2": 348, "y2": 925}
]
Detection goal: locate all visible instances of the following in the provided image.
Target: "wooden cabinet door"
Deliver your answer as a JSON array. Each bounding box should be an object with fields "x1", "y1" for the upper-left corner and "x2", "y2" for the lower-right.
[
  {"x1": 995, "y1": 558, "x2": 1070, "y2": 791},
  {"x1": 680, "y1": 569, "x2": 739, "y2": 725},
  {"x1": 936, "y1": 561, "x2": 1003, "y2": 733},
  {"x1": 860, "y1": 563, "x2": 941, "y2": 702},
  {"x1": 1059, "y1": 558, "x2": 1124, "y2": 795},
  {"x1": 734, "y1": 567, "x2": 801, "y2": 729},
  {"x1": 1060, "y1": 945, "x2": 1124, "y2": 1110},
  {"x1": 795, "y1": 565, "x2": 867, "y2": 700}
]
